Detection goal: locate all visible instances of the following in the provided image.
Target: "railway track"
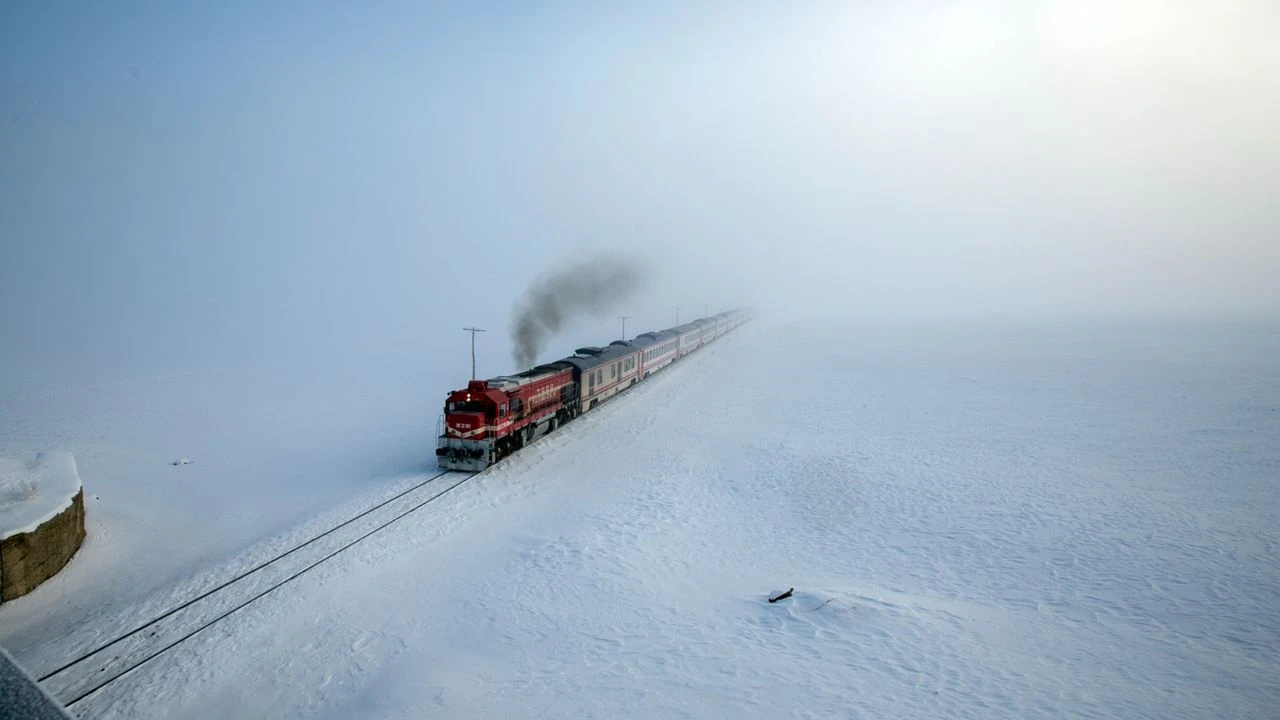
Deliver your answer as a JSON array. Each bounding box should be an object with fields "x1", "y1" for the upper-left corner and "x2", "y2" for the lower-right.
[{"x1": 38, "y1": 467, "x2": 482, "y2": 709}]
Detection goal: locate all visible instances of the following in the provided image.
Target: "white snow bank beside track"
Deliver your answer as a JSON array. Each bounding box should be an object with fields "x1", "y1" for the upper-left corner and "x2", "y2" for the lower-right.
[{"x1": 0, "y1": 452, "x2": 81, "y2": 541}]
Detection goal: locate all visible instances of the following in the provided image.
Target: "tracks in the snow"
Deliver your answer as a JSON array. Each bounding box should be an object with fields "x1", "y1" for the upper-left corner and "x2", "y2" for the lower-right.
[{"x1": 38, "y1": 468, "x2": 480, "y2": 709}]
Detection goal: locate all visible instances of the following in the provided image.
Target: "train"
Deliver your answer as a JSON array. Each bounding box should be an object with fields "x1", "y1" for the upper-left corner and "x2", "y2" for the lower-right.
[{"x1": 435, "y1": 308, "x2": 752, "y2": 470}]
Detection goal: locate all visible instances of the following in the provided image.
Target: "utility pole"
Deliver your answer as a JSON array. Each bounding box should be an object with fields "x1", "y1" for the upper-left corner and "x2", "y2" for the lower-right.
[
  {"x1": 619, "y1": 315, "x2": 630, "y2": 340},
  {"x1": 676, "y1": 307, "x2": 680, "y2": 326},
  {"x1": 462, "y1": 327, "x2": 485, "y2": 379}
]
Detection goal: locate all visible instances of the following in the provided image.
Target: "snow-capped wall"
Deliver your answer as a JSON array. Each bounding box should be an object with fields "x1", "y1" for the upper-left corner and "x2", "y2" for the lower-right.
[{"x1": 0, "y1": 452, "x2": 86, "y2": 601}]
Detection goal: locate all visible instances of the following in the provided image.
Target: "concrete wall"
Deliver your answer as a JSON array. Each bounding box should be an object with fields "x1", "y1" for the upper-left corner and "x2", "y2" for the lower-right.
[{"x1": 0, "y1": 489, "x2": 86, "y2": 601}]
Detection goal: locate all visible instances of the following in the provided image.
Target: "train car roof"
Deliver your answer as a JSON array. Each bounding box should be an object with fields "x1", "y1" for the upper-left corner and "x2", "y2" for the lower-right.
[
  {"x1": 631, "y1": 329, "x2": 675, "y2": 348},
  {"x1": 562, "y1": 341, "x2": 639, "y2": 371},
  {"x1": 630, "y1": 334, "x2": 659, "y2": 349},
  {"x1": 485, "y1": 360, "x2": 573, "y2": 389}
]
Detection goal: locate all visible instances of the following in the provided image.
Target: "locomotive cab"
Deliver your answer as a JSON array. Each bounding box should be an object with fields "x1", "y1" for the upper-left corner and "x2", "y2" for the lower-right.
[
  {"x1": 437, "y1": 380, "x2": 508, "y2": 470},
  {"x1": 443, "y1": 380, "x2": 511, "y2": 437}
]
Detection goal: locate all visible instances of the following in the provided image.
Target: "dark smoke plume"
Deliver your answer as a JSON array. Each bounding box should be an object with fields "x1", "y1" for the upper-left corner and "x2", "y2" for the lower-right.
[{"x1": 510, "y1": 255, "x2": 649, "y2": 368}]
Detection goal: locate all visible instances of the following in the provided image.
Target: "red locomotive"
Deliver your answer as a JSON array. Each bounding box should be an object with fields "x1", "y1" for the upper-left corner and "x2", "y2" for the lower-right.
[{"x1": 437, "y1": 362, "x2": 579, "y2": 470}]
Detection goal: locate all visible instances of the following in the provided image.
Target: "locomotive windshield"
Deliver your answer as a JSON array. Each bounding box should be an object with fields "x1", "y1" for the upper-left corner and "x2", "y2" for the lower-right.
[{"x1": 449, "y1": 401, "x2": 488, "y2": 413}]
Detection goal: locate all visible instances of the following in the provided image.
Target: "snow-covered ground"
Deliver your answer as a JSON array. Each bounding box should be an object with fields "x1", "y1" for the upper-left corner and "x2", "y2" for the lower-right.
[
  {"x1": 0, "y1": 451, "x2": 81, "y2": 540},
  {"x1": 2, "y1": 319, "x2": 1278, "y2": 718},
  {"x1": 0, "y1": 349, "x2": 456, "y2": 637}
]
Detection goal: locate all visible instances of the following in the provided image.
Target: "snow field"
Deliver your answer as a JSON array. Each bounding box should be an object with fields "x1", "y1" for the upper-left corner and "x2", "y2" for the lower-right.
[
  {"x1": 0, "y1": 352, "x2": 457, "y2": 656},
  {"x1": 6, "y1": 319, "x2": 1279, "y2": 718}
]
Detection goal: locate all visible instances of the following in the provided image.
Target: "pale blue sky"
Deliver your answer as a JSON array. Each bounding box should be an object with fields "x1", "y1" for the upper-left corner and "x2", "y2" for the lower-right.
[{"x1": 3, "y1": 1, "x2": 1278, "y2": 384}]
